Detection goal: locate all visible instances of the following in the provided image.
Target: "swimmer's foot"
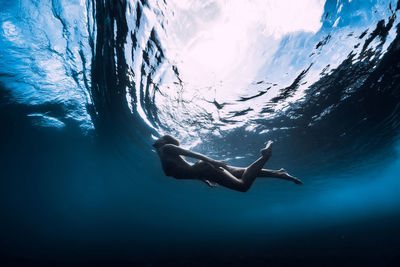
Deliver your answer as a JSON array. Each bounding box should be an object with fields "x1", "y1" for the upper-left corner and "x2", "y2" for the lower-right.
[
  {"x1": 261, "y1": 141, "x2": 273, "y2": 157},
  {"x1": 279, "y1": 168, "x2": 303, "y2": 185}
]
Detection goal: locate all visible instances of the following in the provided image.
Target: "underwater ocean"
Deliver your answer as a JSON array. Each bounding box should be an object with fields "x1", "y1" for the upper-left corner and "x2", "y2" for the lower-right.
[{"x1": 1, "y1": 0, "x2": 400, "y2": 265}]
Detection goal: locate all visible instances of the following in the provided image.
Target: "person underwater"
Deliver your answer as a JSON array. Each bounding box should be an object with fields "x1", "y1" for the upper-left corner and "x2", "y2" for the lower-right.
[{"x1": 153, "y1": 135, "x2": 302, "y2": 192}]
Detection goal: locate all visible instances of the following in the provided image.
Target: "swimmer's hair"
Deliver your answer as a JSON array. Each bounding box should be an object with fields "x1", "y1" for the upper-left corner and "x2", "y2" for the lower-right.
[{"x1": 152, "y1": 135, "x2": 180, "y2": 148}]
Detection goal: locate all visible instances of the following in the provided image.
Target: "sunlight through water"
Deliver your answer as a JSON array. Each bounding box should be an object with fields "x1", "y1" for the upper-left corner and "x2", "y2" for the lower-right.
[
  {"x1": 1, "y1": 0, "x2": 400, "y2": 264},
  {"x1": 166, "y1": 0, "x2": 326, "y2": 95}
]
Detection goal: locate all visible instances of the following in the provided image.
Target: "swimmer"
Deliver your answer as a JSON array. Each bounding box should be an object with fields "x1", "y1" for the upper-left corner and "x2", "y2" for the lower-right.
[{"x1": 153, "y1": 135, "x2": 302, "y2": 192}]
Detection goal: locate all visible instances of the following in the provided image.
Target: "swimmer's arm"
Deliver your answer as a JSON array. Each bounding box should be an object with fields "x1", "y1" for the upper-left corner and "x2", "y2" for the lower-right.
[{"x1": 162, "y1": 144, "x2": 226, "y2": 167}]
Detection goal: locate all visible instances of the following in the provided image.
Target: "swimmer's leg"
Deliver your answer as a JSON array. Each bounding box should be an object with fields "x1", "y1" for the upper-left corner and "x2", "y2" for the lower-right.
[
  {"x1": 258, "y1": 168, "x2": 303, "y2": 184},
  {"x1": 237, "y1": 141, "x2": 273, "y2": 192},
  {"x1": 213, "y1": 141, "x2": 302, "y2": 191},
  {"x1": 224, "y1": 166, "x2": 303, "y2": 185},
  {"x1": 223, "y1": 141, "x2": 302, "y2": 186}
]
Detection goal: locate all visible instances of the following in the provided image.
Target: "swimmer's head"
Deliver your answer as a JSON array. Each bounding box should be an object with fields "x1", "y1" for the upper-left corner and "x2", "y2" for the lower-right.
[{"x1": 152, "y1": 135, "x2": 180, "y2": 148}]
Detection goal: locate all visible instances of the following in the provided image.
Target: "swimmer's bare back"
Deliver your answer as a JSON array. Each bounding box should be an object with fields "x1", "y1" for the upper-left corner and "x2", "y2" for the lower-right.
[{"x1": 153, "y1": 135, "x2": 302, "y2": 192}]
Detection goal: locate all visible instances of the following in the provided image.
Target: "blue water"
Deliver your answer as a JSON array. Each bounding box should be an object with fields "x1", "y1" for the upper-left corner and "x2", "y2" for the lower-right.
[{"x1": 1, "y1": 0, "x2": 400, "y2": 266}]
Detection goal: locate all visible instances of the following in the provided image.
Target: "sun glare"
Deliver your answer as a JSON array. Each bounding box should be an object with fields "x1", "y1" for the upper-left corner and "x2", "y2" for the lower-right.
[{"x1": 166, "y1": 0, "x2": 325, "y2": 90}]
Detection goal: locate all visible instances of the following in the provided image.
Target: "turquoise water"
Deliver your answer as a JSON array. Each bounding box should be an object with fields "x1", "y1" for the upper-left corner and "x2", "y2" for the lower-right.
[{"x1": 1, "y1": 0, "x2": 400, "y2": 265}]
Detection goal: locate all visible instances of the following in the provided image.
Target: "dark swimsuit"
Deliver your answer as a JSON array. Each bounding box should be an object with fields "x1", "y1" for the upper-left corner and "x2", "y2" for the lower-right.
[{"x1": 161, "y1": 158, "x2": 219, "y2": 180}]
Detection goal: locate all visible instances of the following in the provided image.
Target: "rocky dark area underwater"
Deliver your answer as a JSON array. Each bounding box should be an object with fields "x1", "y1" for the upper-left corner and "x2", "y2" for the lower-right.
[{"x1": 1, "y1": 0, "x2": 400, "y2": 266}]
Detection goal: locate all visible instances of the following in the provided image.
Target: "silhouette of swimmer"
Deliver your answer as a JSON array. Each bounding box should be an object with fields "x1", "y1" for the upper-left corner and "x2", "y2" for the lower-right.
[{"x1": 153, "y1": 135, "x2": 302, "y2": 192}]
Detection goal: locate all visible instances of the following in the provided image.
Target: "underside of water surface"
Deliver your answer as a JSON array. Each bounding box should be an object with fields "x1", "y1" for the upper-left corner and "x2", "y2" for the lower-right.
[{"x1": 1, "y1": 0, "x2": 400, "y2": 266}]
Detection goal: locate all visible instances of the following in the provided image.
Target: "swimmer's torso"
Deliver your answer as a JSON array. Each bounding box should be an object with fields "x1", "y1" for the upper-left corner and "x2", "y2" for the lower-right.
[{"x1": 158, "y1": 146, "x2": 193, "y2": 178}]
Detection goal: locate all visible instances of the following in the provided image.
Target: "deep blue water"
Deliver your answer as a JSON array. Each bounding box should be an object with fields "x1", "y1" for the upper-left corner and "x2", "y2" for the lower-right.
[{"x1": 1, "y1": 0, "x2": 400, "y2": 266}]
